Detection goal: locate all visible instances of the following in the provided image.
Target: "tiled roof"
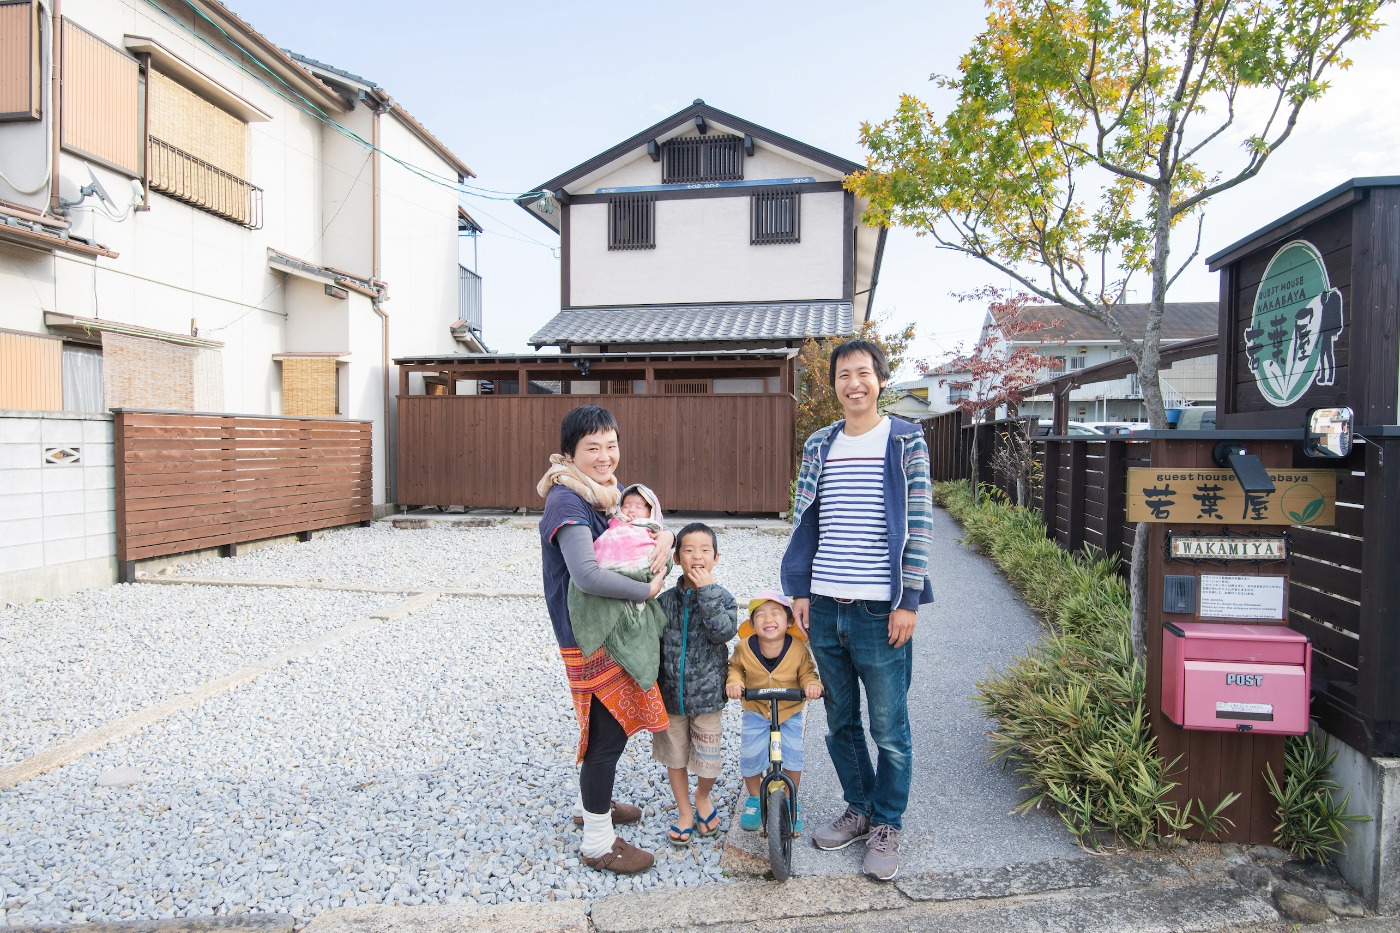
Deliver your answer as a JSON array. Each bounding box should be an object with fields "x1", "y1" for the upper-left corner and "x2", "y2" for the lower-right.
[
  {"x1": 999, "y1": 302, "x2": 1218, "y2": 343},
  {"x1": 529, "y1": 301, "x2": 854, "y2": 347}
]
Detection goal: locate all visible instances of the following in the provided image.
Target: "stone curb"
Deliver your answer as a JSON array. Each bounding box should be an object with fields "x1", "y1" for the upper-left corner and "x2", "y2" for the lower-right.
[{"x1": 4, "y1": 914, "x2": 294, "y2": 933}]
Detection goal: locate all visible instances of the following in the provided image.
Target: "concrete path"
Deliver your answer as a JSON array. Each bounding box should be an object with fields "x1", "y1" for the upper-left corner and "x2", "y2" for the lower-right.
[{"x1": 721, "y1": 504, "x2": 1083, "y2": 878}]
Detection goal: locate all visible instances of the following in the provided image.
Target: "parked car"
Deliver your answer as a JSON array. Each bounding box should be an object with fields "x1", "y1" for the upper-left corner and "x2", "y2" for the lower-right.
[
  {"x1": 1175, "y1": 406, "x2": 1217, "y2": 430},
  {"x1": 1032, "y1": 421, "x2": 1105, "y2": 436},
  {"x1": 1085, "y1": 421, "x2": 1140, "y2": 435}
]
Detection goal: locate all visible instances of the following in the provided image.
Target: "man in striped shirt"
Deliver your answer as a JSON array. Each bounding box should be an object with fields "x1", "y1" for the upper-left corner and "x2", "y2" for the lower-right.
[{"x1": 781, "y1": 338, "x2": 934, "y2": 881}]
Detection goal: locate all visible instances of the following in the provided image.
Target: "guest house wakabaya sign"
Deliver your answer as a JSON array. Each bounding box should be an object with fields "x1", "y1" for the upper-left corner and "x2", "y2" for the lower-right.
[{"x1": 1243, "y1": 240, "x2": 1344, "y2": 408}]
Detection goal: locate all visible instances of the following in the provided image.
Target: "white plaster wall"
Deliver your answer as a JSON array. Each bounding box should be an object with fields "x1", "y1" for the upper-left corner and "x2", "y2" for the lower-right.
[
  {"x1": 0, "y1": 411, "x2": 115, "y2": 603},
  {"x1": 569, "y1": 190, "x2": 846, "y2": 307},
  {"x1": 284, "y1": 278, "x2": 354, "y2": 354},
  {"x1": 0, "y1": 243, "x2": 53, "y2": 334},
  {"x1": 377, "y1": 115, "x2": 460, "y2": 362},
  {"x1": 587, "y1": 145, "x2": 844, "y2": 193},
  {"x1": 318, "y1": 108, "x2": 375, "y2": 277},
  {"x1": 346, "y1": 296, "x2": 387, "y2": 504}
]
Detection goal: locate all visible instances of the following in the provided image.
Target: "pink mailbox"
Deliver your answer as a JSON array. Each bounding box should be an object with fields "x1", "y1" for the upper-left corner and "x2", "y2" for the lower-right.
[{"x1": 1161, "y1": 621, "x2": 1311, "y2": 735}]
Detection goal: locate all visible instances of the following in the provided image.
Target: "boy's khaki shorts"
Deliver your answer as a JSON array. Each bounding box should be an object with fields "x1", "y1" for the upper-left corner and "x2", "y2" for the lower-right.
[{"x1": 651, "y1": 710, "x2": 723, "y2": 778}]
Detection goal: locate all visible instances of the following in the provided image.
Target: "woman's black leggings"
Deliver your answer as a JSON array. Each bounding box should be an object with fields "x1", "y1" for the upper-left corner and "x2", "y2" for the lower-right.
[{"x1": 579, "y1": 695, "x2": 629, "y2": 813}]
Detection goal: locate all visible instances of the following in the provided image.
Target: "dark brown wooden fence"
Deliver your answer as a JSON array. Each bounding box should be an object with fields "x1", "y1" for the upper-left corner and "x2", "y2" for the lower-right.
[
  {"x1": 397, "y1": 394, "x2": 794, "y2": 513},
  {"x1": 113, "y1": 409, "x2": 373, "y2": 580},
  {"x1": 923, "y1": 406, "x2": 1400, "y2": 756}
]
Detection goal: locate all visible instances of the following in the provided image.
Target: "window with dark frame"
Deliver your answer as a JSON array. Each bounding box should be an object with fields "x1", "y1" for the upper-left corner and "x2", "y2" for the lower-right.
[
  {"x1": 608, "y1": 194, "x2": 655, "y2": 250},
  {"x1": 751, "y1": 187, "x2": 800, "y2": 245},
  {"x1": 661, "y1": 135, "x2": 744, "y2": 183}
]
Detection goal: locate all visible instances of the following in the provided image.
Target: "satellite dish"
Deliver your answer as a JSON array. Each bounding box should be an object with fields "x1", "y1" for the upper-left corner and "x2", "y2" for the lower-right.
[{"x1": 82, "y1": 163, "x2": 116, "y2": 209}]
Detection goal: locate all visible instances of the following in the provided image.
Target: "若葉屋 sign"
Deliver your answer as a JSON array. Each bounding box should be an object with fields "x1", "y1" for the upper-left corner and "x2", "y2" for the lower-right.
[
  {"x1": 1167, "y1": 533, "x2": 1289, "y2": 561},
  {"x1": 1243, "y1": 239, "x2": 1344, "y2": 408},
  {"x1": 1127, "y1": 468, "x2": 1336, "y2": 525}
]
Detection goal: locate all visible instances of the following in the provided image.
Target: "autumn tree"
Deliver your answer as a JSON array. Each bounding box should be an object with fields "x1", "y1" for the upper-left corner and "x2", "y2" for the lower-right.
[
  {"x1": 795, "y1": 317, "x2": 916, "y2": 462},
  {"x1": 944, "y1": 290, "x2": 1060, "y2": 500},
  {"x1": 848, "y1": 0, "x2": 1388, "y2": 656}
]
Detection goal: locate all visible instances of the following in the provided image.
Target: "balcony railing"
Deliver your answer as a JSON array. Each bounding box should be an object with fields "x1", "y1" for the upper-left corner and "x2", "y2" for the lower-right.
[
  {"x1": 147, "y1": 136, "x2": 263, "y2": 229},
  {"x1": 459, "y1": 265, "x2": 483, "y2": 333}
]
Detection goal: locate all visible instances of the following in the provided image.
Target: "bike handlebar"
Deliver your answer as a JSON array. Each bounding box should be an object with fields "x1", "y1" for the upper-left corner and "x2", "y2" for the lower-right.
[{"x1": 740, "y1": 688, "x2": 805, "y2": 702}]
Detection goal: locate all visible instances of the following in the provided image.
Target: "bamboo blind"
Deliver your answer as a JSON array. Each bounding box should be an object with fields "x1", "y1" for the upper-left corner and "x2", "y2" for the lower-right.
[
  {"x1": 0, "y1": 329, "x2": 62, "y2": 410},
  {"x1": 282, "y1": 358, "x2": 338, "y2": 417},
  {"x1": 60, "y1": 18, "x2": 139, "y2": 175},
  {"x1": 0, "y1": 1, "x2": 40, "y2": 121},
  {"x1": 148, "y1": 68, "x2": 246, "y2": 177}
]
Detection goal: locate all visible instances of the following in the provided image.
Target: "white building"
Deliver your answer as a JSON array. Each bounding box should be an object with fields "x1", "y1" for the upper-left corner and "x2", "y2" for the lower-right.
[
  {"x1": 518, "y1": 100, "x2": 885, "y2": 376},
  {"x1": 0, "y1": 0, "x2": 478, "y2": 491},
  {"x1": 978, "y1": 302, "x2": 1218, "y2": 422},
  {"x1": 883, "y1": 356, "x2": 975, "y2": 420},
  {"x1": 0, "y1": 0, "x2": 477, "y2": 598}
]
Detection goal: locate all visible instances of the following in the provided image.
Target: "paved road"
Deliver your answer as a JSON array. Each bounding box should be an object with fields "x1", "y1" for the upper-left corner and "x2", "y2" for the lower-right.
[{"x1": 766, "y1": 504, "x2": 1084, "y2": 877}]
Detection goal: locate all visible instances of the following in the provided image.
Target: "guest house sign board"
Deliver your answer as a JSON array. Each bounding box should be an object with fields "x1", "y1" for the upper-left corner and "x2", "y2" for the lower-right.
[
  {"x1": 1243, "y1": 240, "x2": 1343, "y2": 408},
  {"x1": 1207, "y1": 178, "x2": 1400, "y2": 428},
  {"x1": 1127, "y1": 468, "x2": 1336, "y2": 525}
]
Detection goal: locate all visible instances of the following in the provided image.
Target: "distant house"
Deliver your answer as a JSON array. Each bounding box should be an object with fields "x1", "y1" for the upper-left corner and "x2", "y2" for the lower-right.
[
  {"x1": 882, "y1": 356, "x2": 975, "y2": 420},
  {"x1": 517, "y1": 98, "x2": 885, "y2": 391},
  {"x1": 979, "y1": 303, "x2": 1218, "y2": 422}
]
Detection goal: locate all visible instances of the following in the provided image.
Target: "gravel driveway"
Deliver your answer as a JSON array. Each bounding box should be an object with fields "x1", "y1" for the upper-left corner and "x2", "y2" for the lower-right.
[{"x1": 0, "y1": 519, "x2": 793, "y2": 927}]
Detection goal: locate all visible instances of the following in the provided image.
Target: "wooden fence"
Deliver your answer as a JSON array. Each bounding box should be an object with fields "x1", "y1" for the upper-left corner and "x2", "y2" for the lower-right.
[
  {"x1": 113, "y1": 410, "x2": 373, "y2": 580},
  {"x1": 397, "y1": 394, "x2": 794, "y2": 513},
  {"x1": 923, "y1": 406, "x2": 1400, "y2": 757}
]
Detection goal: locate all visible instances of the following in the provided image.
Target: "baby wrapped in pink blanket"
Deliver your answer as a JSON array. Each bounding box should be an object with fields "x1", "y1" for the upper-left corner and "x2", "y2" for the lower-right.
[{"x1": 567, "y1": 484, "x2": 668, "y2": 687}]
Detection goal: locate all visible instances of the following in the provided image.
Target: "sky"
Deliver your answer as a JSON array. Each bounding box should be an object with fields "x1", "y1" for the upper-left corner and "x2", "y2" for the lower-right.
[{"x1": 220, "y1": 0, "x2": 1400, "y2": 374}]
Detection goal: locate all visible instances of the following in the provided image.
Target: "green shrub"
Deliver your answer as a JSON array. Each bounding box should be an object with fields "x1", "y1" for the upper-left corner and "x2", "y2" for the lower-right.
[
  {"x1": 938, "y1": 478, "x2": 1367, "y2": 854},
  {"x1": 935, "y1": 480, "x2": 1233, "y2": 847},
  {"x1": 1264, "y1": 734, "x2": 1368, "y2": 865}
]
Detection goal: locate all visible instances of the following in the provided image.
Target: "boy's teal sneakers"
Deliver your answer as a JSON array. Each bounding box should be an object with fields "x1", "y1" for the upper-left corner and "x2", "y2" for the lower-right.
[
  {"x1": 740, "y1": 795, "x2": 761, "y2": 831},
  {"x1": 793, "y1": 801, "x2": 803, "y2": 835}
]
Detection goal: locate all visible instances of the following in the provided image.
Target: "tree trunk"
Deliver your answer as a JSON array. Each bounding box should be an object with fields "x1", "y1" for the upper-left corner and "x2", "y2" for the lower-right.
[
  {"x1": 1128, "y1": 183, "x2": 1177, "y2": 663},
  {"x1": 1130, "y1": 522, "x2": 1149, "y2": 661}
]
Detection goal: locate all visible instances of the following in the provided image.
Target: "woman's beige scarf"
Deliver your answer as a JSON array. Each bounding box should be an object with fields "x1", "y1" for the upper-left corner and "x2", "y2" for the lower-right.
[{"x1": 536, "y1": 454, "x2": 621, "y2": 514}]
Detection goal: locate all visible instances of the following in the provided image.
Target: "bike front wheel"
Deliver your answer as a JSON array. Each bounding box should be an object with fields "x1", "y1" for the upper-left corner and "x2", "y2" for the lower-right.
[{"x1": 766, "y1": 786, "x2": 793, "y2": 881}]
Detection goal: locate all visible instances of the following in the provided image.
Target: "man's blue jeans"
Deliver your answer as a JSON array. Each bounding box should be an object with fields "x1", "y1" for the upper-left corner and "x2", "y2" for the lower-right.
[{"x1": 807, "y1": 594, "x2": 914, "y2": 830}]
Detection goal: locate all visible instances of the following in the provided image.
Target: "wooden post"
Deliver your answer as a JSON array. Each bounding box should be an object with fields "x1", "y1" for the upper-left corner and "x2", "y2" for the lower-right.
[
  {"x1": 1067, "y1": 439, "x2": 1087, "y2": 553},
  {"x1": 1103, "y1": 437, "x2": 1128, "y2": 561},
  {"x1": 1041, "y1": 439, "x2": 1060, "y2": 541},
  {"x1": 1145, "y1": 436, "x2": 1292, "y2": 843},
  {"x1": 112, "y1": 410, "x2": 131, "y2": 582}
]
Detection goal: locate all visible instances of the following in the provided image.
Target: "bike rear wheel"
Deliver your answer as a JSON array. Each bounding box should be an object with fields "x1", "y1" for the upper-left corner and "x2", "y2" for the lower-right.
[{"x1": 765, "y1": 786, "x2": 793, "y2": 881}]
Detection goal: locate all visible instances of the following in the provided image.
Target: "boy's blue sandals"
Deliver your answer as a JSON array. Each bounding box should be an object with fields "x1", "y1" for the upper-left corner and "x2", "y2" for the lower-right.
[
  {"x1": 740, "y1": 796, "x2": 803, "y2": 834},
  {"x1": 696, "y1": 805, "x2": 722, "y2": 837},
  {"x1": 740, "y1": 796, "x2": 761, "y2": 831},
  {"x1": 667, "y1": 824, "x2": 694, "y2": 847}
]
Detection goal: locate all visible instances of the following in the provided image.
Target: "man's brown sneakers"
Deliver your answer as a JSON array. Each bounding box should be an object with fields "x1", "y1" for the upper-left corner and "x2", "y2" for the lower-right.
[
  {"x1": 580, "y1": 838, "x2": 654, "y2": 874},
  {"x1": 571, "y1": 800, "x2": 642, "y2": 826}
]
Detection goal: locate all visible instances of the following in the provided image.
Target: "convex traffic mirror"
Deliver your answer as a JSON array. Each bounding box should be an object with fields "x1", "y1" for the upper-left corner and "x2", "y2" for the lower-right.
[{"x1": 1304, "y1": 407, "x2": 1353, "y2": 459}]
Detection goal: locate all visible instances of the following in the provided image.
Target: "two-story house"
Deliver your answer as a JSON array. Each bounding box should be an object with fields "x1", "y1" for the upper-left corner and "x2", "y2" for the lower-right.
[
  {"x1": 979, "y1": 303, "x2": 1218, "y2": 422},
  {"x1": 517, "y1": 99, "x2": 885, "y2": 387},
  {"x1": 883, "y1": 356, "x2": 975, "y2": 420},
  {"x1": 0, "y1": 0, "x2": 477, "y2": 599}
]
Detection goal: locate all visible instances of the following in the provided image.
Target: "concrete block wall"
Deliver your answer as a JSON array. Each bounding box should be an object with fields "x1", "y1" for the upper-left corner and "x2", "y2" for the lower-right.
[
  {"x1": 0, "y1": 410, "x2": 117, "y2": 604},
  {"x1": 1329, "y1": 731, "x2": 1400, "y2": 912}
]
